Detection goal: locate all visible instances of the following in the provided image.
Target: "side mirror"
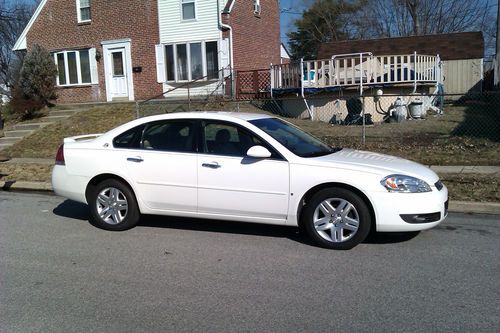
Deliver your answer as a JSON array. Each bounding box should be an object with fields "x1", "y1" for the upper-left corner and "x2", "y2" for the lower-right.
[{"x1": 246, "y1": 145, "x2": 272, "y2": 159}]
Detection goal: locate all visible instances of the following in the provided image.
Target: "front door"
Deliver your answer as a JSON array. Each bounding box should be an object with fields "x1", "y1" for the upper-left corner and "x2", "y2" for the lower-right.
[
  {"x1": 197, "y1": 121, "x2": 290, "y2": 222},
  {"x1": 109, "y1": 49, "x2": 128, "y2": 99},
  {"x1": 102, "y1": 40, "x2": 134, "y2": 102}
]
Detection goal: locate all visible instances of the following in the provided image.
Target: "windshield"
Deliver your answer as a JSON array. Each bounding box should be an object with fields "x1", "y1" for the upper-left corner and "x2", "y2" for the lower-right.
[{"x1": 249, "y1": 118, "x2": 341, "y2": 158}]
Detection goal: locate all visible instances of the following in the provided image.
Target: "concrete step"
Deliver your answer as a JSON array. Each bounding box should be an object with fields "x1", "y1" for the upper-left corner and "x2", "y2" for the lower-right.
[
  {"x1": 13, "y1": 122, "x2": 51, "y2": 131},
  {"x1": 41, "y1": 115, "x2": 68, "y2": 122},
  {"x1": 49, "y1": 109, "x2": 88, "y2": 117},
  {"x1": 0, "y1": 143, "x2": 12, "y2": 150},
  {"x1": 0, "y1": 137, "x2": 22, "y2": 145},
  {"x1": 4, "y1": 130, "x2": 33, "y2": 138}
]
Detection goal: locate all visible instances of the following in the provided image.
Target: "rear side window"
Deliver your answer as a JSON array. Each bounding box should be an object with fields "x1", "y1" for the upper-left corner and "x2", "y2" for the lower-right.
[
  {"x1": 113, "y1": 125, "x2": 145, "y2": 149},
  {"x1": 141, "y1": 120, "x2": 195, "y2": 153}
]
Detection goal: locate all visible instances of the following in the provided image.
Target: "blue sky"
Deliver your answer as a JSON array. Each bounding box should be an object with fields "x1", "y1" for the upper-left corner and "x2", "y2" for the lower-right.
[{"x1": 280, "y1": 0, "x2": 308, "y2": 47}]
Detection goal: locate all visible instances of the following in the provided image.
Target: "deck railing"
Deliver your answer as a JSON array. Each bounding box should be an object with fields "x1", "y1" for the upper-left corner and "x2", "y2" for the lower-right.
[{"x1": 271, "y1": 52, "x2": 441, "y2": 91}]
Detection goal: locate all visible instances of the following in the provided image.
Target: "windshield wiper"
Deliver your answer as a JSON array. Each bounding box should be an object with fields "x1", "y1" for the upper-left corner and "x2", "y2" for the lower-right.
[{"x1": 301, "y1": 148, "x2": 343, "y2": 158}]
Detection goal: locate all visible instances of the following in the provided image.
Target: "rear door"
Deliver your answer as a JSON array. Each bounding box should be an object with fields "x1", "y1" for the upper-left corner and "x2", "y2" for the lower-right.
[
  {"x1": 117, "y1": 119, "x2": 198, "y2": 212},
  {"x1": 197, "y1": 120, "x2": 290, "y2": 222}
]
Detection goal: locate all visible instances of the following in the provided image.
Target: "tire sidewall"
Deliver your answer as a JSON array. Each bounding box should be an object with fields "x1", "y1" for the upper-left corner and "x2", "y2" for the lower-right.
[
  {"x1": 89, "y1": 179, "x2": 140, "y2": 231},
  {"x1": 302, "y1": 188, "x2": 371, "y2": 250}
]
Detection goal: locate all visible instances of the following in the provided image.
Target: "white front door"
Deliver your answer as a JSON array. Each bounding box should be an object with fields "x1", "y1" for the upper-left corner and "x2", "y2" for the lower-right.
[
  {"x1": 197, "y1": 121, "x2": 290, "y2": 222},
  {"x1": 102, "y1": 40, "x2": 134, "y2": 101},
  {"x1": 109, "y1": 49, "x2": 128, "y2": 99}
]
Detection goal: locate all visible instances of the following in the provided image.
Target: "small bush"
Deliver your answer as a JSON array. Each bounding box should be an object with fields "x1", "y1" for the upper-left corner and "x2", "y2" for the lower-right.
[
  {"x1": 13, "y1": 44, "x2": 57, "y2": 119},
  {"x1": 9, "y1": 87, "x2": 45, "y2": 120}
]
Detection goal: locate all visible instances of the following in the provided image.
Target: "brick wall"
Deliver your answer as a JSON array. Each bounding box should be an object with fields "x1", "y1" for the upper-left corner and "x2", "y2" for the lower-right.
[
  {"x1": 26, "y1": 0, "x2": 162, "y2": 103},
  {"x1": 224, "y1": 0, "x2": 281, "y2": 71}
]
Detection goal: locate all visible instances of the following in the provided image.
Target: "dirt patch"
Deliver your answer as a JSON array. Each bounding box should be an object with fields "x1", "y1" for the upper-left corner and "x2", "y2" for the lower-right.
[{"x1": 0, "y1": 163, "x2": 52, "y2": 183}]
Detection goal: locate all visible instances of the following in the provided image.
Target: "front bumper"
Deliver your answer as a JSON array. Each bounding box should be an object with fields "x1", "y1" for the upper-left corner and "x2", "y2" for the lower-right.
[{"x1": 373, "y1": 185, "x2": 448, "y2": 232}]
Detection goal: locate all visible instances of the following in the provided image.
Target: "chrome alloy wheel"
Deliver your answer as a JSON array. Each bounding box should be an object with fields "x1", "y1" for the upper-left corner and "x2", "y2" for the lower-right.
[
  {"x1": 313, "y1": 198, "x2": 360, "y2": 243},
  {"x1": 96, "y1": 187, "x2": 129, "y2": 225}
]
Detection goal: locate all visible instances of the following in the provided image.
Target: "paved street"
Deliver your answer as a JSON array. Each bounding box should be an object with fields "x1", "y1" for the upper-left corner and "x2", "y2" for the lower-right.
[{"x1": 1, "y1": 191, "x2": 499, "y2": 332}]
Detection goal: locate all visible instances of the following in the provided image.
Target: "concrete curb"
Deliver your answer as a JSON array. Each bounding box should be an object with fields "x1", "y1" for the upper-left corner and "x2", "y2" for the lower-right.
[
  {"x1": 1, "y1": 181, "x2": 52, "y2": 192},
  {"x1": 1, "y1": 180, "x2": 499, "y2": 215},
  {"x1": 449, "y1": 201, "x2": 500, "y2": 215}
]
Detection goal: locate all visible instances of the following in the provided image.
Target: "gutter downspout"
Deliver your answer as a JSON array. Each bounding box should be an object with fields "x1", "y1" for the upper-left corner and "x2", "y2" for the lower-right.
[{"x1": 218, "y1": 1, "x2": 235, "y2": 98}]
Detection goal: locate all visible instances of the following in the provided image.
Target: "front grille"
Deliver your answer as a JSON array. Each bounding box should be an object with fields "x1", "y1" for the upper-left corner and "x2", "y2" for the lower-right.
[{"x1": 435, "y1": 180, "x2": 444, "y2": 191}]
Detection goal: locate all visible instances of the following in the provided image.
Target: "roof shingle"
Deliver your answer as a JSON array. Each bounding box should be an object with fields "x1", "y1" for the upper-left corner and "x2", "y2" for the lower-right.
[{"x1": 317, "y1": 32, "x2": 484, "y2": 61}]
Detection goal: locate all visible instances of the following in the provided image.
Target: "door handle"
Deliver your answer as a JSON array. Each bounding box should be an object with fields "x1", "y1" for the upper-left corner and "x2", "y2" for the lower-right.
[
  {"x1": 127, "y1": 156, "x2": 144, "y2": 163},
  {"x1": 202, "y1": 162, "x2": 221, "y2": 169}
]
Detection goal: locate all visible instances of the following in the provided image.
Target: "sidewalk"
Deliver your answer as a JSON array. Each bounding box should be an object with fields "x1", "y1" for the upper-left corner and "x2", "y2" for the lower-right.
[{"x1": 1, "y1": 157, "x2": 499, "y2": 215}]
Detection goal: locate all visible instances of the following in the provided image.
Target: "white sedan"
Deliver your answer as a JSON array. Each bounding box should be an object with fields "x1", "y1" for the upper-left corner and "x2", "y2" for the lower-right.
[{"x1": 52, "y1": 112, "x2": 448, "y2": 249}]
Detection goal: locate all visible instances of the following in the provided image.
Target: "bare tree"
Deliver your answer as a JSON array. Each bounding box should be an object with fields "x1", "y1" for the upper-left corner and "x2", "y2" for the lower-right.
[
  {"x1": 0, "y1": 0, "x2": 35, "y2": 97},
  {"x1": 356, "y1": 0, "x2": 494, "y2": 38}
]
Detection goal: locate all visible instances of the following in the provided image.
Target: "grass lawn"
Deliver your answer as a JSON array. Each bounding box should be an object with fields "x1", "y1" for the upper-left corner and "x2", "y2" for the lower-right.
[
  {"x1": 0, "y1": 100, "x2": 498, "y2": 202},
  {"x1": 2, "y1": 100, "x2": 499, "y2": 167}
]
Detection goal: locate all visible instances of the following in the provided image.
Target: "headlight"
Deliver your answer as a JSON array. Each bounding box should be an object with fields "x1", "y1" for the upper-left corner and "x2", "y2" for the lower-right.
[{"x1": 380, "y1": 174, "x2": 432, "y2": 193}]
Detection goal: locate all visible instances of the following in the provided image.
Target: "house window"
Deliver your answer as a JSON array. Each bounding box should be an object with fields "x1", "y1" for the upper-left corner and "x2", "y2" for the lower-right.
[
  {"x1": 164, "y1": 41, "x2": 219, "y2": 82},
  {"x1": 253, "y1": 0, "x2": 261, "y2": 15},
  {"x1": 181, "y1": 0, "x2": 195, "y2": 20},
  {"x1": 53, "y1": 49, "x2": 94, "y2": 86},
  {"x1": 77, "y1": 0, "x2": 91, "y2": 22}
]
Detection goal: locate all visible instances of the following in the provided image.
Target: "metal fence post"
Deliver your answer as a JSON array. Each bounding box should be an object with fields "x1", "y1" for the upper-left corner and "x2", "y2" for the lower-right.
[
  {"x1": 362, "y1": 95, "x2": 366, "y2": 146},
  {"x1": 187, "y1": 81, "x2": 191, "y2": 111},
  {"x1": 135, "y1": 101, "x2": 140, "y2": 119}
]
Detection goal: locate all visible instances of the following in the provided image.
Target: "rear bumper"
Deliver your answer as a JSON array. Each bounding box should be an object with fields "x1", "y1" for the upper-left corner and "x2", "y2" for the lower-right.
[
  {"x1": 51, "y1": 165, "x2": 89, "y2": 204},
  {"x1": 373, "y1": 185, "x2": 448, "y2": 232}
]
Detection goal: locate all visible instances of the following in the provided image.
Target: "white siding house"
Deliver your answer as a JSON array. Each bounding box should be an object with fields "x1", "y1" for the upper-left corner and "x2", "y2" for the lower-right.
[{"x1": 156, "y1": 0, "x2": 230, "y2": 98}]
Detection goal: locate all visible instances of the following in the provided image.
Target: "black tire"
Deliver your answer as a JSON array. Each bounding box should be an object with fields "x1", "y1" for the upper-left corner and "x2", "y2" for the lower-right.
[
  {"x1": 89, "y1": 179, "x2": 140, "y2": 231},
  {"x1": 301, "y1": 187, "x2": 371, "y2": 250}
]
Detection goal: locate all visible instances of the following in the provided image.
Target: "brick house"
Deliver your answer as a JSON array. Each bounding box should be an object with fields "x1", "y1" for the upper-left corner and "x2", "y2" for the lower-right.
[{"x1": 14, "y1": 0, "x2": 281, "y2": 103}]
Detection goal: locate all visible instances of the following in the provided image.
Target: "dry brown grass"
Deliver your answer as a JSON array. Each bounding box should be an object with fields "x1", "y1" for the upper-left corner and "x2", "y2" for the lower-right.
[{"x1": 2, "y1": 100, "x2": 499, "y2": 166}]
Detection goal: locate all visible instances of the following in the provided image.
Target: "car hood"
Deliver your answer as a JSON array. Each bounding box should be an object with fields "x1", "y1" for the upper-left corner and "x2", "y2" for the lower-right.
[{"x1": 306, "y1": 148, "x2": 439, "y2": 183}]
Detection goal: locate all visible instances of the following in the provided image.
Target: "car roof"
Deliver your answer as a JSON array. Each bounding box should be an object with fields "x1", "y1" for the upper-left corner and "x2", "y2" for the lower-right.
[{"x1": 140, "y1": 111, "x2": 275, "y2": 122}]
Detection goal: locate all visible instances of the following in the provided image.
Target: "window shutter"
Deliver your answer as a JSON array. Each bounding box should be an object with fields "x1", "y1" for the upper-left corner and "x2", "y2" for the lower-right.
[
  {"x1": 89, "y1": 48, "x2": 99, "y2": 84},
  {"x1": 155, "y1": 44, "x2": 166, "y2": 83}
]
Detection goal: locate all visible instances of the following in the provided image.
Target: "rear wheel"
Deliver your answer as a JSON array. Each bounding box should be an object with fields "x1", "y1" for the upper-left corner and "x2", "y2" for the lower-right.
[
  {"x1": 89, "y1": 179, "x2": 140, "y2": 231},
  {"x1": 302, "y1": 188, "x2": 371, "y2": 250}
]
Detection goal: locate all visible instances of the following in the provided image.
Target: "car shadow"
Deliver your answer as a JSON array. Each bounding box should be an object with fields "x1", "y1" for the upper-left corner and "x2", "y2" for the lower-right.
[{"x1": 53, "y1": 199, "x2": 420, "y2": 247}]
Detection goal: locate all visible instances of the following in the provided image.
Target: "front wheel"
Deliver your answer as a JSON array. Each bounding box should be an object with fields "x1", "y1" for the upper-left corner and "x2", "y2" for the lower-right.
[
  {"x1": 302, "y1": 188, "x2": 371, "y2": 250},
  {"x1": 89, "y1": 179, "x2": 140, "y2": 231}
]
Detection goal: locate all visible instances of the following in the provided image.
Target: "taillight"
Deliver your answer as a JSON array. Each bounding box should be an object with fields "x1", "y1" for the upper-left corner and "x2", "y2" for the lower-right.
[{"x1": 55, "y1": 144, "x2": 65, "y2": 165}]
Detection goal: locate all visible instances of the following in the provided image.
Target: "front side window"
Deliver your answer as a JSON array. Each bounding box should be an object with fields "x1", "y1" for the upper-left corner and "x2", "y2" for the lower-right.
[
  {"x1": 77, "y1": 0, "x2": 91, "y2": 22},
  {"x1": 181, "y1": 0, "x2": 195, "y2": 20},
  {"x1": 202, "y1": 121, "x2": 278, "y2": 158},
  {"x1": 53, "y1": 49, "x2": 93, "y2": 86},
  {"x1": 164, "y1": 41, "x2": 219, "y2": 82}
]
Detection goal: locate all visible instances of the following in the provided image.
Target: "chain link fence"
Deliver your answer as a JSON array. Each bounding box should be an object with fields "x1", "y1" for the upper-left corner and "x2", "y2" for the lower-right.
[{"x1": 136, "y1": 91, "x2": 500, "y2": 165}]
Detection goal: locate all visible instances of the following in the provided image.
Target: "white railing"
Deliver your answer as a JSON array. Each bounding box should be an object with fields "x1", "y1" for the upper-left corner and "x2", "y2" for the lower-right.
[{"x1": 271, "y1": 52, "x2": 441, "y2": 91}]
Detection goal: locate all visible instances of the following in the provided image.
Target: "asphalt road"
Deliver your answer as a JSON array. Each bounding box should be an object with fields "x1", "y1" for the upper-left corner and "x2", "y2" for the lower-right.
[{"x1": 1, "y1": 191, "x2": 499, "y2": 333}]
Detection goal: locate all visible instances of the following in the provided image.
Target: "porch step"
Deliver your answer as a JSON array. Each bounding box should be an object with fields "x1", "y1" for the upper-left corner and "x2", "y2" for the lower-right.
[
  {"x1": 41, "y1": 115, "x2": 69, "y2": 122},
  {"x1": 4, "y1": 130, "x2": 33, "y2": 138},
  {"x1": 48, "y1": 109, "x2": 87, "y2": 117},
  {"x1": 0, "y1": 143, "x2": 12, "y2": 150},
  {"x1": 0, "y1": 136, "x2": 23, "y2": 145},
  {"x1": 13, "y1": 122, "x2": 52, "y2": 131}
]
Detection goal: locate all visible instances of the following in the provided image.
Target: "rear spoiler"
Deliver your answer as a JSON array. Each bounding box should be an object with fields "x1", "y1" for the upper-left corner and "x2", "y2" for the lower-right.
[{"x1": 63, "y1": 134, "x2": 103, "y2": 143}]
